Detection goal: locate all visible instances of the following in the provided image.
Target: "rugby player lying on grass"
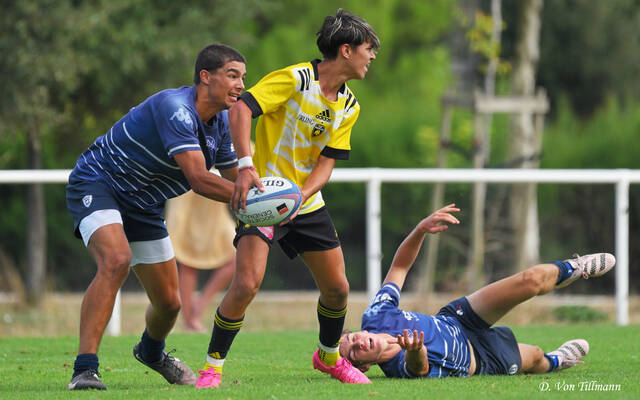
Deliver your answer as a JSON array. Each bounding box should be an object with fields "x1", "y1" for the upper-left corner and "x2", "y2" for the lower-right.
[{"x1": 339, "y1": 204, "x2": 615, "y2": 378}]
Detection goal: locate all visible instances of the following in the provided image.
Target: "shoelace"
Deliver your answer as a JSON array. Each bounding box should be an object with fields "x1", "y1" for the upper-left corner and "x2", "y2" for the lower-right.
[
  {"x1": 197, "y1": 369, "x2": 220, "y2": 378},
  {"x1": 87, "y1": 369, "x2": 102, "y2": 379},
  {"x1": 335, "y1": 359, "x2": 361, "y2": 380},
  {"x1": 571, "y1": 253, "x2": 590, "y2": 279},
  {"x1": 557, "y1": 342, "x2": 586, "y2": 368},
  {"x1": 160, "y1": 349, "x2": 184, "y2": 379}
]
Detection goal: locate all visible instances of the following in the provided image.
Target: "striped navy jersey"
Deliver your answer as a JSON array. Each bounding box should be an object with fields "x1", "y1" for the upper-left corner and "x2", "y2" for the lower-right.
[
  {"x1": 361, "y1": 283, "x2": 471, "y2": 378},
  {"x1": 69, "y1": 85, "x2": 237, "y2": 209}
]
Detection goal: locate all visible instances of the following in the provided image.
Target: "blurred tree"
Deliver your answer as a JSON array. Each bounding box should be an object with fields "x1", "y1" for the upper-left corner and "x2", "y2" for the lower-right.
[
  {"x1": 502, "y1": 0, "x2": 640, "y2": 117},
  {"x1": 0, "y1": 0, "x2": 82, "y2": 305},
  {"x1": 0, "y1": 0, "x2": 268, "y2": 296}
]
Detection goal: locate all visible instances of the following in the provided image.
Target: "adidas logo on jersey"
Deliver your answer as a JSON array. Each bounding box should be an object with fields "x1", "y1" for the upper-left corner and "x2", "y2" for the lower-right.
[{"x1": 315, "y1": 109, "x2": 331, "y2": 123}]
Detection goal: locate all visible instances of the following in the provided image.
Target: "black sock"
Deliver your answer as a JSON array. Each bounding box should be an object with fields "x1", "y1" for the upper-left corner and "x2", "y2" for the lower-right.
[
  {"x1": 73, "y1": 353, "x2": 99, "y2": 377},
  {"x1": 140, "y1": 329, "x2": 165, "y2": 363},
  {"x1": 207, "y1": 308, "x2": 243, "y2": 359},
  {"x1": 317, "y1": 301, "x2": 347, "y2": 349}
]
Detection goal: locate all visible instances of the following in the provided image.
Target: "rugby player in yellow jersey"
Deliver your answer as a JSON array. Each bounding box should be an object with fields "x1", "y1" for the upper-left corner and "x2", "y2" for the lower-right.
[{"x1": 196, "y1": 9, "x2": 379, "y2": 388}]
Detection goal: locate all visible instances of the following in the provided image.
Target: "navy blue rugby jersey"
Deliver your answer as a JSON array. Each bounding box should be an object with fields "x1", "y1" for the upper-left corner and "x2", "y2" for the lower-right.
[
  {"x1": 69, "y1": 86, "x2": 237, "y2": 209},
  {"x1": 361, "y1": 283, "x2": 471, "y2": 378}
]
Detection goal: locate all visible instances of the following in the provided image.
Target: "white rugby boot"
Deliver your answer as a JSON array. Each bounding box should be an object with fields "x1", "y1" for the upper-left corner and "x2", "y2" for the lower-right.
[
  {"x1": 547, "y1": 339, "x2": 589, "y2": 371},
  {"x1": 555, "y1": 253, "x2": 615, "y2": 289}
]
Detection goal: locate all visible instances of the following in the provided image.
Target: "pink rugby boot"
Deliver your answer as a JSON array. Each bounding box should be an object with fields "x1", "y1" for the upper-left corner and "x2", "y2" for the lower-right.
[
  {"x1": 312, "y1": 350, "x2": 371, "y2": 383},
  {"x1": 195, "y1": 367, "x2": 221, "y2": 389}
]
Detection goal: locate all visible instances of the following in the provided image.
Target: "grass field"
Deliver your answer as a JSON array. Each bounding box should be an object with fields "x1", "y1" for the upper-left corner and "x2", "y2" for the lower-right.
[{"x1": 1, "y1": 325, "x2": 639, "y2": 399}]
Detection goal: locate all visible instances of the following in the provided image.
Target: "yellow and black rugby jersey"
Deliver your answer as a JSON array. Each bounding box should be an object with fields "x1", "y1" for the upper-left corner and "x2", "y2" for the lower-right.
[{"x1": 239, "y1": 59, "x2": 360, "y2": 214}]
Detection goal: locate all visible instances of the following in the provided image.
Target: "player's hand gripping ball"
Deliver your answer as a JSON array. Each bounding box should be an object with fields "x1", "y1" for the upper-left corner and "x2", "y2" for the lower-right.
[{"x1": 235, "y1": 177, "x2": 302, "y2": 226}]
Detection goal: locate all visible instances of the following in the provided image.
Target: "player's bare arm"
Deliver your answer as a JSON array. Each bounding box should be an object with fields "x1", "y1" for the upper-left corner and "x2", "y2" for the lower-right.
[
  {"x1": 174, "y1": 150, "x2": 234, "y2": 202},
  {"x1": 383, "y1": 204, "x2": 460, "y2": 289},
  {"x1": 228, "y1": 99, "x2": 262, "y2": 212},
  {"x1": 300, "y1": 155, "x2": 336, "y2": 204},
  {"x1": 279, "y1": 154, "x2": 335, "y2": 226},
  {"x1": 219, "y1": 166, "x2": 238, "y2": 183},
  {"x1": 388, "y1": 329, "x2": 429, "y2": 376}
]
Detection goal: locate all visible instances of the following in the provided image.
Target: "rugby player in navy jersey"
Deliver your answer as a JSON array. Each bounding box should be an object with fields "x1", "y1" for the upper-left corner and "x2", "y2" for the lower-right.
[
  {"x1": 65, "y1": 43, "x2": 245, "y2": 390},
  {"x1": 339, "y1": 204, "x2": 615, "y2": 379}
]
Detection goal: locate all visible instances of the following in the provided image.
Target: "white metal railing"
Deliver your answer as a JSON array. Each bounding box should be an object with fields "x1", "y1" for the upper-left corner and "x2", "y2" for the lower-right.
[{"x1": 1, "y1": 168, "x2": 636, "y2": 328}]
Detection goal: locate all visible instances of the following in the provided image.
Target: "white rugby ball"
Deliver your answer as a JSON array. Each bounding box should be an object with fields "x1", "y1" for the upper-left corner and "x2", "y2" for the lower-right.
[{"x1": 236, "y1": 176, "x2": 302, "y2": 227}]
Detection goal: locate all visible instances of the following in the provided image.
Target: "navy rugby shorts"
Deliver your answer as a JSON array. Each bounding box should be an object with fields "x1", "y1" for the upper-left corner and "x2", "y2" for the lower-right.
[
  {"x1": 234, "y1": 206, "x2": 340, "y2": 259},
  {"x1": 66, "y1": 177, "x2": 168, "y2": 243},
  {"x1": 438, "y1": 297, "x2": 522, "y2": 376}
]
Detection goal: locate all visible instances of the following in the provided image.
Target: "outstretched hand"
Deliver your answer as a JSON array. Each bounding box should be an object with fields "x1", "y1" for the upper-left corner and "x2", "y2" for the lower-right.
[
  {"x1": 388, "y1": 329, "x2": 425, "y2": 352},
  {"x1": 416, "y1": 203, "x2": 460, "y2": 234}
]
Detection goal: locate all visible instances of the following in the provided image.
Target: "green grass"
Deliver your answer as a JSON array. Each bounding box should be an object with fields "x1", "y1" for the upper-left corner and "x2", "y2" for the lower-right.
[{"x1": 1, "y1": 325, "x2": 639, "y2": 399}]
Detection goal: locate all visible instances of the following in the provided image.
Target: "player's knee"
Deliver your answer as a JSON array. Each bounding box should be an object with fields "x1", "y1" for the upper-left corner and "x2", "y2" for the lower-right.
[
  {"x1": 98, "y1": 251, "x2": 131, "y2": 282},
  {"x1": 165, "y1": 299, "x2": 182, "y2": 319},
  {"x1": 531, "y1": 345, "x2": 544, "y2": 363},
  {"x1": 321, "y1": 280, "x2": 349, "y2": 303},
  {"x1": 519, "y1": 268, "x2": 545, "y2": 296},
  {"x1": 154, "y1": 295, "x2": 182, "y2": 318},
  {"x1": 233, "y1": 275, "x2": 262, "y2": 300}
]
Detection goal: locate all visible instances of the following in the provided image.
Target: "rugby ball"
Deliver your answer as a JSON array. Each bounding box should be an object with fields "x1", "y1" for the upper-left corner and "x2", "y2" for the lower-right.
[{"x1": 236, "y1": 176, "x2": 302, "y2": 226}]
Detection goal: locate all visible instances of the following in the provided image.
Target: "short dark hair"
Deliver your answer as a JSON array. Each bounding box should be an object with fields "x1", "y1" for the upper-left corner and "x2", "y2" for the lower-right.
[
  {"x1": 316, "y1": 9, "x2": 380, "y2": 60},
  {"x1": 194, "y1": 43, "x2": 246, "y2": 84}
]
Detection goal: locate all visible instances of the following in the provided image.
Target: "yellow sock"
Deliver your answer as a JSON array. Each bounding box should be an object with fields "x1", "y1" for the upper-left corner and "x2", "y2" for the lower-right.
[
  {"x1": 318, "y1": 348, "x2": 340, "y2": 367},
  {"x1": 204, "y1": 355, "x2": 224, "y2": 374}
]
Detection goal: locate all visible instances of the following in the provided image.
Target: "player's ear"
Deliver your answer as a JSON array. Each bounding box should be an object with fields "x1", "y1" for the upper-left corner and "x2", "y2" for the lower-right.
[
  {"x1": 199, "y1": 69, "x2": 212, "y2": 85},
  {"x1": 339, "y1": 43, "x2": 351, "y2": 59}
]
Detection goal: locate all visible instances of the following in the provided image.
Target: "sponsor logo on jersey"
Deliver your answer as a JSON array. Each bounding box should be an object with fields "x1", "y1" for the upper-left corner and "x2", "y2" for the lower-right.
[
  {"x1": 297, "y1": 114, "x2": 315, "y2": 125},
  {"x1": 315, "y1": 109, "x2": 332, "y2": 123},
  {"x1": 508, "y1": 364, "x2": 518, "y2": 375},
  {"x1": 82, "y1": 195, "x2": 93, "y2": 208},
  {"x1": 169, "y1": 107, "x2": 193, "y2": 126},
  {"x1": 206, "y1": 137, "x2": 216, "y2": 149},
  {"x1": 456, "y1": 305, "x2": 464, "y2": 316},
  {"x1": 296, "y1": 112, "x2": 327, "y2": 137}
]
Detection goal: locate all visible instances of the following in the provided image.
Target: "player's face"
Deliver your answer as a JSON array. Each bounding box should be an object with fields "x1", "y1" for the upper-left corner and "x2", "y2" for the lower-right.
[
  {"x1": 347, "y1": 41, "x2": 376, "y2": 80},
  {"x1": 339, "y1": 331, "x2": 386, "y2": 367},
  {"x1": 208, "y1": 60, "x2": 246, "y2": 109}
]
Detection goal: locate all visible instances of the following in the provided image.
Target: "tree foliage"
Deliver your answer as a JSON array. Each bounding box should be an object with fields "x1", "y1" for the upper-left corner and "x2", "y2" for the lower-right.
[{"x1": 1, "y1": 0, "x2": 638, "y2": 295}]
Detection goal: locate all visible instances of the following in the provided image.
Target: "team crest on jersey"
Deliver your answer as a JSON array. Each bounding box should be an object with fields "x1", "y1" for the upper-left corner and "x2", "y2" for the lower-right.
[
  {"x1": 311, "y1": 123, "x2": 326, "y2": 137},
  {"x1": 206, "y1": 137, "x2": 216, "y2": 149},
  {"x1": 169, "y1": 107, "x2": 193, "y2": 126},
  {"x1": 82, "y1": 195, "x2": 93, "y2": 208}
]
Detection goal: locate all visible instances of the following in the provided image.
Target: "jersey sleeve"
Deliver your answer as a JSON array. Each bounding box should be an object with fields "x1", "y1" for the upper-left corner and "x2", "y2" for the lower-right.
[
  {"x1": 369, "y1": 283, "x2": 401, "y2": 308},
  {"x1": 153, "y1": 95, "x2": 201, "y2": 158},
  {"x1": 361, "y1": 283, "x2": 402, "y2": 331},
  {"x1": 321, "y1": 92, "x2": 360, "y2": 160},
  {"x1": 242, "y1": 68, "x2": 297, "y2": 118},
  {"x1": 213, "y1": 111, "x2": 238, "y2": 170}
]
